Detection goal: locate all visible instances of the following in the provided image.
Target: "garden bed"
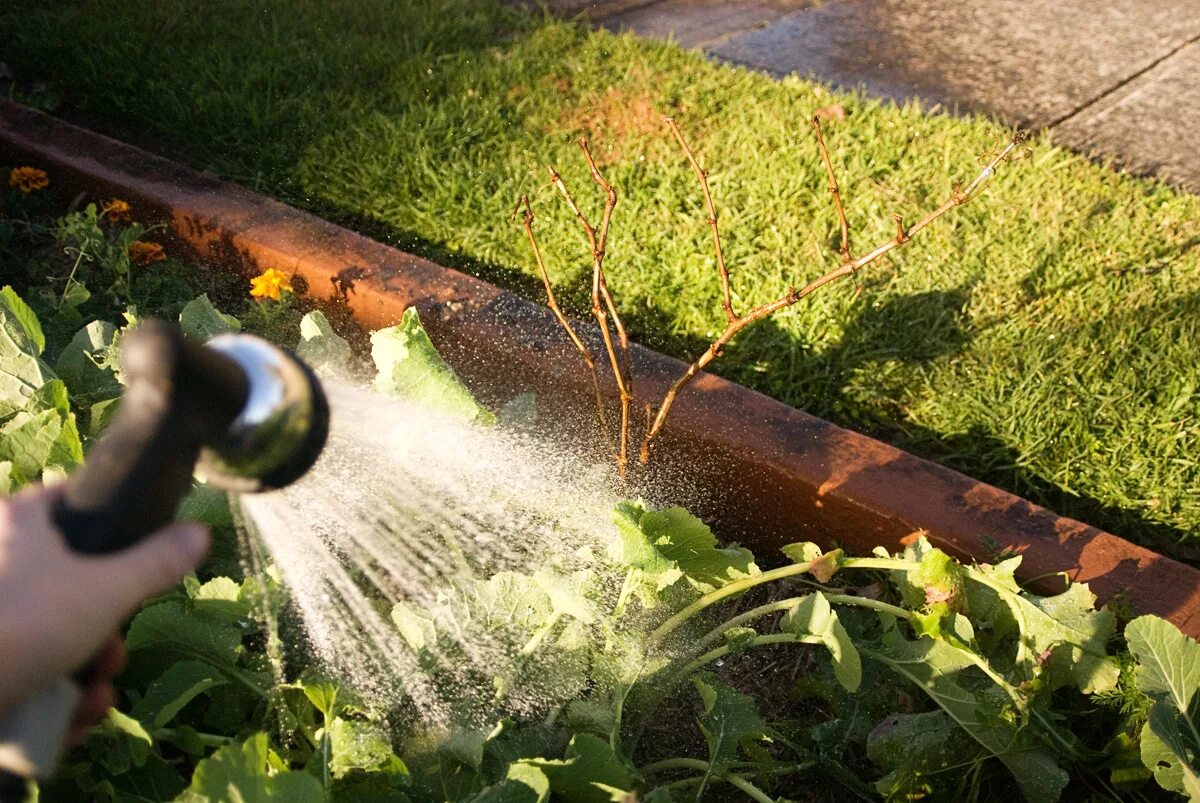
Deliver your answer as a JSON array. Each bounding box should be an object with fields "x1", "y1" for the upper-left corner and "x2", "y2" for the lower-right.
[{"x1": 3, "y1": 99, "x2": 1197, "y2": 637}]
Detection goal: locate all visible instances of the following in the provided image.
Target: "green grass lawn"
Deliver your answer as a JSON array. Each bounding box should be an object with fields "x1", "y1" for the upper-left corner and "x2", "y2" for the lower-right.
[{"x1": 2, "y1": 0, "x2": 1198, "y2": 561}]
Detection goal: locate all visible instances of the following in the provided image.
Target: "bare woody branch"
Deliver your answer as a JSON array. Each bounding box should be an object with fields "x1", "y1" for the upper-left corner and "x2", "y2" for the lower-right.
[
  {"x1": 578, "y1": 140, "x2": 633, "y2": 391},
  {"x1": 639, "y1": 128, "x2": 1028, "y2": 464},
  {"x1": 515, "y1": 195, "x2": 613, "y2": 449},
  {"x1": 811, "y1": 116, "x2": 852, "y2": 264},
  {"x1": 666, "y1": 118, "x2": 737, "y2": 323},
  {"x1": 547, "y1": 144, "x2": 635, "y2": 476}
]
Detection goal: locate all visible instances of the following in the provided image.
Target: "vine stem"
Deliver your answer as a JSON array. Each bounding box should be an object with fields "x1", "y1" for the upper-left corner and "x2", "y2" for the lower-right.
[
  {"x1": 639, "y1": 130, "x2": 1027, "y2": 463},
  {"x1": 647, "y1": 562, "x2": 811, "y2": 645},
  {"x1": 678, "y1": 632, "x2": 823, "y2": 679},
  {"x1": 647, "y1": 557, "x2": 921, "y2": 645},
  {"x1": 643, "y1": 757, "x2": 775, "y2": 803},
  {"x1": 693, "y1": 593, "x2": 913, "y2": 652}
]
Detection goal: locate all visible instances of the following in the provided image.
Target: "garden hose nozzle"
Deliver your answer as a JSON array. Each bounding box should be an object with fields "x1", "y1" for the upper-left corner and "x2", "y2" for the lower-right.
[{"x1": 0, "y1": 319, "x2": 329, "y2": 782}]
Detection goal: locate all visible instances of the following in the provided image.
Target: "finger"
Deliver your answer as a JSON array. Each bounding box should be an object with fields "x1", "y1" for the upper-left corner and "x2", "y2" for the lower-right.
[
  {"x1": 83, "y1": 523, "x2": 210, "y2": 619},
  {"x1": 94, "y1": 636, "x2": 127, "y2": 680},
  {"x1": 77, "y1": 636, "x2": 127, "y2": 685},
  {"x1": 66, "y1": 682, "x2": 115, "y2": 748},
  {"x1": 0, "y1": 482, "x2": 66, "y2": 544}
]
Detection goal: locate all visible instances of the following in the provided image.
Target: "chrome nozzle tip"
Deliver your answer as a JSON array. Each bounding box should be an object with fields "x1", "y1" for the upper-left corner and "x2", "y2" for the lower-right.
[{"x1": 196, "y1": 334, "x2": 329, "y2": 493}]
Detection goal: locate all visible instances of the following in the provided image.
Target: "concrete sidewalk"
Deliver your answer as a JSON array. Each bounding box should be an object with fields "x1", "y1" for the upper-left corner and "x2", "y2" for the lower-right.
[{"x1": 521, "y1": 0, "x2": 1200, "y2": 192}]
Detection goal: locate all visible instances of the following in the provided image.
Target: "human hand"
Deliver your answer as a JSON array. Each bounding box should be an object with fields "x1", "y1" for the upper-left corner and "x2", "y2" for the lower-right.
[{"x1": 0, "y1": 483, "x2": 210, "y2": 721}]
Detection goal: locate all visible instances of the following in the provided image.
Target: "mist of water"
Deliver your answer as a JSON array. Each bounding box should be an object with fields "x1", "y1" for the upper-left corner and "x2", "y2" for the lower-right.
[{"x1": 235, "y1": 377, "x2": 629, "y2": 726}]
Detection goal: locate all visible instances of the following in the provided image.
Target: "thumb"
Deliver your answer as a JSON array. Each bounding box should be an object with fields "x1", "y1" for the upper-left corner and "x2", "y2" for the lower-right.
[{"x1": 88, "y1": 523, "x2": 211, "y2": 617}]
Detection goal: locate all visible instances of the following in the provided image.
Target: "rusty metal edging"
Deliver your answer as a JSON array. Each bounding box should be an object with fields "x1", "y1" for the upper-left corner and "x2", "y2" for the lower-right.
[{"x1": 3, "y1": 100, "x2": 1197, "y2": 635}]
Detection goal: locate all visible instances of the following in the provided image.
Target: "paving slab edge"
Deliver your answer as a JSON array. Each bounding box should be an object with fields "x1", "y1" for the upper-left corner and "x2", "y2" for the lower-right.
[{"x1": 3, "y1": 100, "x2": 1197, "y2": 635}]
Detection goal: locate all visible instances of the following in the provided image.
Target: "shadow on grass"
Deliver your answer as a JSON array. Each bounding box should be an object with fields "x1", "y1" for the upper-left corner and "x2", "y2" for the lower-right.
[{"x1": 671, "y1": 286, "x2": 1200, "y2": 563}]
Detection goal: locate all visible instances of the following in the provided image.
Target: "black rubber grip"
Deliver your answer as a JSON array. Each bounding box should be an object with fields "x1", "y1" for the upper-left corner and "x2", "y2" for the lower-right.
[{"x1": 52, "y1": 320, "x2": 248, "y2": 555}]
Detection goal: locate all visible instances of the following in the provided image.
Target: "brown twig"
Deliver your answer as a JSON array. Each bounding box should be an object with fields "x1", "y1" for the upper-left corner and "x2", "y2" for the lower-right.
[
  {"x1": 578, "y1": 140, "x2": 633, "y2": 392},
  {"x1": 812, "y1": 116, "x2": 852, "y2": 265},
  {"x1": 515, "y1": 195, "x2": 613, "y2": 449},
  {"x1": 666, "y1": 117, "x2": 737, "y2": 323},
  {"x1": 639, "y1": 129, "x2": 1027, "y2": 463},
  {"x1": 548, "y1": 147, "x2": 634, "y2": 477}
]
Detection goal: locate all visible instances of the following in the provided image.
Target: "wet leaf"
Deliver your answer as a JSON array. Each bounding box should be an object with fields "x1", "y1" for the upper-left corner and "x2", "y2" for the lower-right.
[
  {"x1": 1125, "y1": 615, "x2": 1200, "y2": 797},
  {"x1": 179, "y1": 293, "x2": 241, "y2": 340},
  {"x1": 177, "y1": 732, "x2": 324, "y2": 802},
  {"x1": 779, "y1": 592, "x2": 861, "y2": 691},
  {"x1": 371, "y1": 307, "x2": 494, "y2": 424}
]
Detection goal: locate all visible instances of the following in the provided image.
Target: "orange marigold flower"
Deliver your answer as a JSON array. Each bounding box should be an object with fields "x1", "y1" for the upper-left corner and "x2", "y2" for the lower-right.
[
  {"x1": 104, "y1": 198, "x2": 133, "y2": 223},
  {"x1": 128, "y1": 240, "x2": 166, "y2": 265},
  {"x1": 249, "y1": 267, "x2": 294, "y2": 301},
  {"x1": 9, "y1": 166, "x2": 49, "y2": 193}
]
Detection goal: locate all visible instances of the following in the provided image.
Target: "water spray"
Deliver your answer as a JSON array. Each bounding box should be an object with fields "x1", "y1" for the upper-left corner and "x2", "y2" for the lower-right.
[{"x1": 0, "y1": 319, "x2": 329, "y2": 785}]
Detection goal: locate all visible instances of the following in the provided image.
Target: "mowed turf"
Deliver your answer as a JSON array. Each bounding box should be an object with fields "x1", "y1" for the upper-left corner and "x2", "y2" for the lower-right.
[{"x1": 2, "y1": 0, "x2": 1197, "y2": 561}]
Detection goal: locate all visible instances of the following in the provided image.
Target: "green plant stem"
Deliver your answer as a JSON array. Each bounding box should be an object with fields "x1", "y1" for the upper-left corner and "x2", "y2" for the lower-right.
[
  {"x1": 612, "y1": 568, "x2": 636, "y2": 620},
  {"x1": 644, "y1": 758, "x2": 775, "y2": 803},
  {"x1": 695, "y1": 593, "x2": 913, "y2": 652},
  {"x1": 610, "y1": 682, "x2": 629, "y2": 753},
  {"x1": 96, "y1": 725, "x2": 234, "y2": 748},
  {"x1": 648, "y1": 557, "x2": 921, "y2": 645},
  {"x1": 648, "y1": 562, "x2": 812, "y2": 645},
  {"x1": 518, "y1": 610, "x2": 562, "y2": 657},
  {"x1": 58, "y1": 244, "x2": 88, "y2": 311},
  {"x1": 679, "y1": 633, "x2": 823, "y2": 679}
]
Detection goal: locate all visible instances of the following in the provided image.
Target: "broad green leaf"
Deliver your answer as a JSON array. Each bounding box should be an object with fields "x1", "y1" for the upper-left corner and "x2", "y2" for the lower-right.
[
  {"x1": 177, "y1": 732, "x2": 324, "y2": 802},
  {"x1": 302, "y1": 681, "x2": 339, "y2": 718},
  {"x1": 191, "y1": 576, "x2": 255, "y2": 624},
  {"x1": 1125, "y1": 615, "x2": 1200, "y2": 797},
  {"x1": 26, "y1": 379, "x2": 69, "y2": 415},
  {"x1": 101, "y1": 708, "x2": 153, "y2": 765},
  {"x1": 779, "y1": 592, "x2": 862, "y2": 691},
  {"x1": 54, "y1": 320, "x2": 119, "y2": 402},
  {"x1": 533, "y1": 568, "x2": 597, "y2": 624},
  {"x1": 132, "y1": 660, "x2": 228, "y2": 729},
  {"x1": 391, "y1": 601, "x2": 437, "y2": 652},
  {"x1": 0, "y1": 303, "x2": 56, "y2": 418},
  {"x1": 562, "y1": 700, "x2": 616, "y2": 737},
  {"x1": 0, "y1": 286, "x2": 45, "y2": 354},
  {"x1": 781, "y1": 541, "x2": 824, "y2": 565},
  {"x1": 964, "y1": 568, "x2": 1118, "y2": 693},
  {"x1": 610, "y1": 501, "x2": 757, "y2": 600},
  {"x1": 105, "y1": 751, "x2": 187, "y2": 801},
  {"x1": 179, "y1": 294, "x2": 241, "y2": 340},
  {"x1": 869, "y1": 630, "x2": 1068, "y2": 803},
  {"x1": 323, "y1": 717, "x2": 407, "y2": 779},
  {"x1": 370, "y1": 307, "x2": 494, "y2": 424},
  {"x1": 178, "y1": 484, "x2": 234, "y2": 529},
  {"x1": 0, "y1": 461, "x2": 14, "y2": 495},
  {"x1": 896, "y1": 538, "x2": 965, "y2": 612},
  {"x1": 125, "y1": 601, "x2": 243, "y2": 669},
  {"x1": 60, "y1": 280, "x2": 90, "y2": 310},
  {"x1": 867, "y1": 711, "x2": 981, "y2": 799},
  {"x1": 692, "y1": 677, "x2": 772, "y2": 778},
  {"x1": 471, "y1": 763, "x2": 550, "y2": 803},
  {"x1": 296, "y1": 310, "x2": 353, "y2": 373},
  {"x1": 0, "y1": 405, "x2": 83, "y2": 478},
  {"x1": 521, "y1": 734, "x2": 632, "y2": 803},
  {"x1": 88, "y1": 397, "x2": 119, "y2": 437}
]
